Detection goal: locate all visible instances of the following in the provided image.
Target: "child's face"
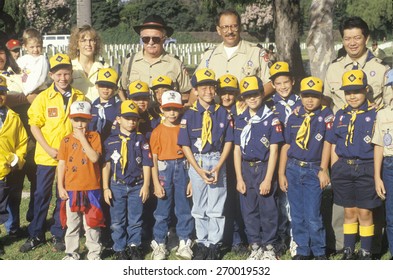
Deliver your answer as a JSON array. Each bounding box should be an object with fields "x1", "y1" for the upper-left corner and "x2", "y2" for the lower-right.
[
  {"x1": 70, "y1": 117, "x2": 89, "y2": 133},
  {"x1": 244, "y1": 92, "x2": 263, "y2": 111},
  {"x1": 161, "y1": 107, "x2": 181, "y2": 124},
  {"x1": 117, "y1": 115, "x2": 138, "y2": 133},
  {"x1": 132, "y1": 97, "x2": 150, "y2": 113},
  {"x1": 301, "y1": 93, "x2": 322, "y2": 112},
  {"x1": 10, "y1": 50, "x2": 20, "y2": 60},
  {"x1": 0, "y1": 50, "x2": 7, "y2": 70},
  {"x1": 0, "y1": 91, "x2": 7, "y2": 107},
  {"x1": 196, "y1": 84, "x2": 216, "y2": 106},
  {"x1": 49, "y1": 68, "x2": 72, "y2": 93},
  {"x1": 272, "y1": 75, "x2": 294, "y2": 99},
  {"x1": 344, "y1": 89, "x2": 367, "y2": 109},
  {"x1": 96, "y1": 84, "x2": 115, "y2": 101},
  {"x1": 153, "y1": 87, "x2": 168, "y2": 104},
  {"x1": 24, "y1": 39, "x2": 42, "y2": 57},
  {"x1": 219, "y1": 92, "x2": 236, "y2": 108}
]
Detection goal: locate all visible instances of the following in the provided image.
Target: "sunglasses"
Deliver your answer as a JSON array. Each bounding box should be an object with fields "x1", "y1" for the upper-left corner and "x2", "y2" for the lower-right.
[{"x1": 141, "y1": 36, "x2": 162, "y2": 44}]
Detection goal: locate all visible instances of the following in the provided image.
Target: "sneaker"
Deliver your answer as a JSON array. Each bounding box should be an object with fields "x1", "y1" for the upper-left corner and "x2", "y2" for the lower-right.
[
  {"x1": 19, "y1": 237, "x2": 45, "y2": 253},
  {"x1": 52, "y1": 236, "x2": 65, "y2": 252},
  {"x1": 261, "y1": 244, "x2": 277, "y2": 260},
  {"x1": 357, "y1": 248, "x2": 372, "y2": 260},
  {"x1": 8, "y1": 228, "x2": 28, "y2": 239},
  {"x1": 274, "y1": 241, "x2": 288, "y2": 257},
  {"x1": 247, "y1": 243, "x2": 263, "y2": 260},
  {"x1": 114, "y1": 250, "x2": 129, "y2": 260},
  {"x1": 150, "y1": 240, "x2": 168, "y2": 260},
  {"x1": 292, "y1": 254, "x2": 310, "y2": 260},
  {"x1": 176, "y1": 239, "x2": 193, "y2": 260},
  {"x1": 231, "y1": 243, "x2": 249, "y2": 257},
  {"x1": 127, "y1": 245, "x2": 143, "y2": 260},
  {"x1": 289, "y1": 239, "x2": 297, "y2": 257},
  {"x1": 62, "y1": 253, "x2": 80, "y2": 260},
  {"x1": 341, "y1": 247, "x2": 356, "y2": 260},
  {"x1": 206, "y1": 243, "x2": 221, "y2": 260},
  {"x1": 193, "y1": 243, "x2": 209, "y2": 260}
]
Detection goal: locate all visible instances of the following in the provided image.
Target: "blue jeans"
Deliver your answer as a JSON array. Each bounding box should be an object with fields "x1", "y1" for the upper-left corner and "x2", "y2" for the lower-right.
[
  {"x1": 110, "y1": 181, "x2": 143, "y2": 252},
  {"x1": 5, "y1": 170, "x2": 24, "y2": 232},
  {"x1": 286, "y1": 159, "x2": 326, "y2": 256},
  {"x1": 153, "y1": 158, "x2": 193, "y2": 243},
  {"x1": 383, "y1": 157, "x2": 393, "y2": 256},
  {"x1": 190, "y1": 152, "x2": 227, "y2": 246},
  {"x1": 28, "y1": 165, "x2": 64, "y2": 239},
  {"x1": 0, "y1": 179, "x2": 10, "y2": 225}
]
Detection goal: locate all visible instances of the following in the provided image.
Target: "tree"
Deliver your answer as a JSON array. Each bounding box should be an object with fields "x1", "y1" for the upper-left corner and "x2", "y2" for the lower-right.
[
  {"x1": 240, "y1": 0, "x2": 274, "y2": 41},
  {"x1": 306, "y1": 0, "x2": 335, "y2": 80},
  {"x1": 76, "y1": 0, "x2": 91, "y2": 27}
]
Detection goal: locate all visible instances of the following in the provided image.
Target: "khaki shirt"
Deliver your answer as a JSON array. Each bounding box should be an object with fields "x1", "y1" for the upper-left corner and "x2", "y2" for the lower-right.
[
  {"x1": 119, "y1": 50, "x2": 192, "y2": 94},
  {"x1": 324, "y1": 50, "x2": 393, "y2": 113},
  {"x1": 372, "y1": 105, "x2": 393, "y2": 156},
  {"x1": 195, "y1": 40, "x2": 270, "y2": 84}
]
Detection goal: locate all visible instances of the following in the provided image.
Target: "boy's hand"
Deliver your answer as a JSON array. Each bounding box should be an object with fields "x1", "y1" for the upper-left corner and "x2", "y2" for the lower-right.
[
  {"x1": 154, "y1": 183, "x2": 166, "y2": 199},
  {"x1": 259, "y1": 179, "x2": 271, "y2": 196},
  {"x1": 104, "y1": 189, "x2": 112, "y2": 205},
  {"x1": 186, "y1": 181, "x2": 192, "y2": 198},
  {"x1": 375, "y1": 178, "x2": 386, "y2": 200},
  {"x1": 236, "y1": 179, "x2": 246, "y2": 194},
  {"x1": 197, "y1": 168, "x2": 215, "y2": 185},
  {"x1": 47, "y1": 147, "x2": 58, "y2": 159},
  {"x1": 59, "y1": 188, "x2": 69, "y2": 201},
  {"x1": 279, "y1": 175, "x2": 288, "y2": 192},
  {"x1": 210, "y1": 166, "x2": 221, "y2": 184},
  {"x1": 140, "y1": 186, "x2": 150, "y2": 203},
  {"x1": 73, "y1": 128, "x2": 86, "y2": 141},
  {"x1": 318, "y1": 169, "x2": 330, "y2": 190}
]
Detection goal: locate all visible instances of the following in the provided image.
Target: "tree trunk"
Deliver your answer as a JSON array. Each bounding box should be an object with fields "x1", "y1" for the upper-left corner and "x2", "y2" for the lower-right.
[
  {"x1": 77, "y1": 0, "x2": 92, "y2": 27},
  {"x1": 306, "y1": 0, "x2": 335, "y2": 80},
  {"x1": 273, "y1": 0, "x2": 305, "y2": 85}
]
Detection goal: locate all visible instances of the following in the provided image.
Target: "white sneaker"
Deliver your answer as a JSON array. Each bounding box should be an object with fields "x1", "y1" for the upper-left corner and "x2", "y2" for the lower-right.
[
  {"x1": 289, "y1": 239, "x2": 298, "y2": 257},
  {"x1": 247, "y1": 244, "x2": 263, "y2": 260},
  {"x1": 62, "y1": 253, "x2": 80, "y2": 260},
  {"x1": 261, "y1": 244, "x2": 277, "y2": 260},
  {"x1": 176, "y1": 239, "x2": 193, "y2": 260},
  {"x1": 150, "y1": 240, "x2": 168, "y2": 260}
]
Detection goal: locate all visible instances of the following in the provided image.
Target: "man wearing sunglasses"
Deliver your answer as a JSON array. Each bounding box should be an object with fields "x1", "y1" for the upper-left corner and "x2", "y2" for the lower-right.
[{"x1": 119, "y1": 15, "x2": 192, "y2": 105}]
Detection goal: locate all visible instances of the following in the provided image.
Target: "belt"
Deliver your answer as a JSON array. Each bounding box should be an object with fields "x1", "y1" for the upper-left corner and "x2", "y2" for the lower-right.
[
  {"x1": 243, "y1": 159, "x2": 263, "y2": 167},
  {"x1": 290, "y1": 158, "x2": 321, "y2": 169},
  {"x1": 341, "y1": 158, "x2": 373, "y2": 165}
]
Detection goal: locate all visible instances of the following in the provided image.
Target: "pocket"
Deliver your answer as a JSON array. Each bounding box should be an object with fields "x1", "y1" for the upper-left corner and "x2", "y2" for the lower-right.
[{"x1": 158, "y1": 160, "x2": 167, "y2": 171}]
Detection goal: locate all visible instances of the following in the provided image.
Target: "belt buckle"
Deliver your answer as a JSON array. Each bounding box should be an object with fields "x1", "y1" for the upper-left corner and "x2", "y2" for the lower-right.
[
  {"x1": 298, "y1": 161, "x2": 307, "y2": 167},
  {"x1": 346, "y1": 159, "x2": 355, "y2": 165},
  {"x1": 249, "y1": 162, "x2": 255, "y2": 167}
]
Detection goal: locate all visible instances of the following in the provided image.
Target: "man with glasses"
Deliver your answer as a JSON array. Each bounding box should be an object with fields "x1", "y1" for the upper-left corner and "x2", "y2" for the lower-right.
[{"x1": 119, "y1": 15, "x2": 192, "y2": 104}]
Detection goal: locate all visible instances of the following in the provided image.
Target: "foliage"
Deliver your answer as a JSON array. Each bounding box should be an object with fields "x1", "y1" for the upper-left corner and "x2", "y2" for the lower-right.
[
  {"x1": 240, "y1": 0, "x2": 273, "y2": 40},
  {"x1": 92, "y1": 0, "x2": 121, "y2": 30}
]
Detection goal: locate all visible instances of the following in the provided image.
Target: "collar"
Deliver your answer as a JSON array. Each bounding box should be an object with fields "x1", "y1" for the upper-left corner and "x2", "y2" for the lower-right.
[
  {"x1": 296, "y1": 105, "x2": 323, "y2": 116},
  {"x1": 190, "y1": 101, "x2": 220, "y2": 114},
  {"x1": 215, "y1": 39, "x2": 247, "y2": 55},
  {"x1": 135, "y1": 49, "x2": 170, "y2": 63},
  {"x1": 92, "y1": 95, "x2": 118, "y2": 106},
  {"x1": 242, "y1": 104, "x2": 271, "y2": 120},
  {"x1": 48, "y1": 83, "x2": 72, "y2": 99},
  {"x1": 343, "y1": 50, "x2": 374, "y2": 69},
  {"x1": 272, "y1": 92, "x2": 299, "y2": 103}
]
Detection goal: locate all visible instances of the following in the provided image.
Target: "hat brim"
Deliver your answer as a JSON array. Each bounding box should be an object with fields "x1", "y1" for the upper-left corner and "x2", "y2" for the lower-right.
[
  {"x1": 50, "y1": 64, "x2": 72, "y2": 72},
  {"x1": 269, "y1": 71, "x2": 292, "y2": 81},
  {"x1": 217, "y1": 87, "x2": 239, "y2": 95},
  {"x1": 300, "y1": 90, "x2": 322, "y2": 96},
  {"x1": 69, "y1": 113, "x2": 92, "y2": 120},
  {"x1": 9, "y1": 46, "x2": 21, "y2": 51},
  {"x1": 151, "y1": 84, "x2": 172, "y2": 90},
  {"x1": 0, "y1": 86, "x2": 8, "y2": 91},
  {"x1": 192, "y1": 80, "x2": 217, "y2": 88},
  {"x1": 96, "y1": 81, "x2": 118, "y2": 88},
  {"x1": 340, "y1": 85, "x2": 367, "y2": 91},
  {"x1": 161, "y1": 103, "x2": 183, "y2": 109},
  {"x1": 120, "y1": 112, "x2": 140, "y2": 119},
  {"x1": 129, "y1": 92, "x2": 150, "y2": 99},
  {"x1": 241, "y1": 90, "x2": 262, "y2": 97},
  {"x1": 133, "y1": 25, "x2": 174, "y2": 37}
]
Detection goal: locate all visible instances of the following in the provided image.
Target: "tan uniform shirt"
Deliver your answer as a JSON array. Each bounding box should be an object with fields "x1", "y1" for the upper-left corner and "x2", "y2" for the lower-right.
[
  {"x1": 324, "y1": 50, "x2": 393, "y2": 113},
  {"x1": 195, "y1": 40, "x2": 270, "y2": 84},
  {"x1": 119, "y1": 50, "x2": 192, "y2": 94},
  {"x1": 372, "y1": 105, "x2": 393, "y2": 156}
]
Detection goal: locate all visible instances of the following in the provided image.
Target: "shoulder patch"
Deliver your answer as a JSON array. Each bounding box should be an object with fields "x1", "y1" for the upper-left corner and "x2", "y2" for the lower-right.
[
  {"x1": 324, "y1": 114, "x2": 334, "y2": 123},
  {"x1": 143, "y1": 143, "x2": 150, "y2": 150},
  {"x1": 271, "y1": 117, "x2": 281, "y2": 126}
]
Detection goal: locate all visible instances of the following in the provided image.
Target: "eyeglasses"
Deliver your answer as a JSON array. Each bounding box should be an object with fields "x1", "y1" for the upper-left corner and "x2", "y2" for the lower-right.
[
  {"x1": 219, "y1": 24, "x2": 239, "y2": 32},
  {"x1": 141, "y1": 36, "x2": 163, "y2": 44},
  {"x1": 79, "y1": 39, "x2": 96, "y2": 44}
]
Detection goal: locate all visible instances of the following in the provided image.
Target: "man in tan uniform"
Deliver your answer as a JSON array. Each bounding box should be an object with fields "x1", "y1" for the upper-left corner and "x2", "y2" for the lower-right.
[
  {"x1": 119, "y1": 15, "x2": 192, "y2": 103},
  {"x1": 191, "y1": 9, "x2": 273, "y2": 105},
  {"x1": 324, "y1": 16, "x2": 392, "y2": 258}
]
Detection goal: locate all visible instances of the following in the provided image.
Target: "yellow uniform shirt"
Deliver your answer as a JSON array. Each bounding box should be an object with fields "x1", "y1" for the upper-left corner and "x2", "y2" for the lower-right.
[
  {"x1": 372, "y1": 105, "x2": 393, "y2": 157},
  {"x1": 0, "y1": 107, "x2": 28, "y2": 180},
  {"x1": 71, "y1": 59, "x2": 109, "y2": 103},
  {"x1": 196, "y1": 40, "x2": 270, "y2": 84},
  {"x1": 324, "y1": 50, "x2": 393, "y2": 113},
  {"x1": 119, "y1": 50, "x2": 192, "y2": 94},
  {"x1": 28, "y1": 83, "x2": 86, "y2": 166}
]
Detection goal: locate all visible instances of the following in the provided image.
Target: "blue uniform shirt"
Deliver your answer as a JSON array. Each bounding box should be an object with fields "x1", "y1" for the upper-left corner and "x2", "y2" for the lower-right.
[
  {"x1": 138, "y1": 111, "x2": 155, "y2": 141},
  {"x1": 326, "y1": 101, "x2": 377, "y2": 160},
  {"x1": 178, "y1": 101, "x2": 233, "y2": 154},
  {"x1": 285, "y1": 106, "x2": 334, "y2": 162},
  {"x1": 234, "y1": 104, "x2": 284, "y2": 162},
  {"x1": 103, "y1": 131, "x2": 153, "y2": 185},
  {"x1": 89, "y1": 96, "x2": 120, "y2": 142},
  {"x1": 265, "y1": 92, "x2": 301, "y2": 126}
]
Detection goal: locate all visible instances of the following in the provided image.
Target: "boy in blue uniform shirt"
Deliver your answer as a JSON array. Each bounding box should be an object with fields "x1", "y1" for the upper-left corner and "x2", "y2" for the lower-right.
[
  {"x1": 102, "y1": 100, "x2": 153, "y2": 260},
  {"x1": 89, "y1": 68, "x2": 121, "y2": 143},
  {"x1": 234, "y1": 76, "x2": 283, "y2": 260},
  {"x1": 178, "y1": 68, "x2": 233, "y2": 260},
  {"x1": 326, "y1": 69, "x2": 382, "y2": 260},
  {"x1": 278, "y1": 77, "x2": 333, "y2": 260},
  {"x1": 149, "y1": 75, "x2": 174, "y2": 127}
]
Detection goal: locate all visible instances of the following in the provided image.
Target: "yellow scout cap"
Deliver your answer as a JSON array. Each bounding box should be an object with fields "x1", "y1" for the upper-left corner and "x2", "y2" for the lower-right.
[
  {"x1": 128, "y1": 80, "x2": 150, "y2": 99},
  {"x1": 96, "y1": 68, "x2": 118, "y2": 88},
  {"x1": 120, "y1": 100, "x2": 140, "y2": 118},
  {"x1": 49, "y1": 53, "x2": 72, "y2": 71},
  {"x1": 0, "y1": 75, "x2": 8, "y2": 91},
  {"x1": 191, "y1": 68, "x2": 217, "y2": 87},
  {"x1": 300, "y1": 76, "x2": 323, "y2": 95},
  {"x1": 239, "y1": 76, "x2": 264, "y2": 97},
  {"x1": 151, "y1": 75, "x2": 173, "y2": 90},
  {"x1": 269, "y1": 61, "x2": 292, "y2": 81},
  {"x1": 217, "y1": 74, "x2": 239, "y2": 95},
  {"x1": 340, "y1": 70, "x2": 368, "y2": 91}
]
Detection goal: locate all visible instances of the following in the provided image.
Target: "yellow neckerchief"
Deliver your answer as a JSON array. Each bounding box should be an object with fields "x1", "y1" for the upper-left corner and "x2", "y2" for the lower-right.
[
  {"x1": 295, "y1": 106, "x2": 326, "y2": 150},
  {"x1": 119, "y1": 134, "x2": 130, "y2": 174},
  {"x1": 344, "y1": 101, "x2": 373, "y2": 146}
]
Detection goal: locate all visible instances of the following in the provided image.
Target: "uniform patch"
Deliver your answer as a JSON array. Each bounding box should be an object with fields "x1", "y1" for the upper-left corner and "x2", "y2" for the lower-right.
[
  {"x1": 370, "y1": 71, "x2": 376, "y2": 77},
  {"x1": 260, "y1": 136, "x2": 270, "y2": 148},
  {"x1": 365, "y1": 116, "x2": 371, "y2": 122},
  {"x1": 324, "y1": 114, "x2": 334, "y2": 123},
  {"x1": 181, "y1": 119, "x2": 187, "y2": 124},
  {"x1": 220, "y1": 122, "x2": 224, "y2": 128},
  {"x1": 48, "y1": 107, "x2": 58, "y2": 117},
  {"x1": 315, "y1": 133, "x2": 323, "y2": 141},
  {"x1": 364, "y1": 135, "x2": 371, "y2": 143},
  {"x1": 264, "y1": 120, "x2": 268, "y2": 126},
  {"x1": 275, "y1": 124, "x2": 282, "y2": 133},
  {"x1": 135, "y1": 141, "x2": 140, "y2": 147},
  {"x1": 143, "y1": 143, "x2": 150, "y2": 150},
  {"x1": 383, "y1": 130, "x2": 393, "y2": 147},
  {"x1": 318, "y1": 116, "x2": 323, "y2": 122},
  {"x1": 136, "y1": 157, "x2": 142, "y2": 164},
  {"x1": 326, "y1": 122, "x2": 333, "y2": 130},
  {"x1": 271, "y1": 117, "x2": 280, "y2": 126},
  {"x1": 111, "y1": 150, "x2": 121, "y2": 163}
]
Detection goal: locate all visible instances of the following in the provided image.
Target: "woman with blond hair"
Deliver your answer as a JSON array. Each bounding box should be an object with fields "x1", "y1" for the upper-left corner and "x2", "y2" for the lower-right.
[{"x1": 68, "y1": 25, "x2": 109, "y2": 102}]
